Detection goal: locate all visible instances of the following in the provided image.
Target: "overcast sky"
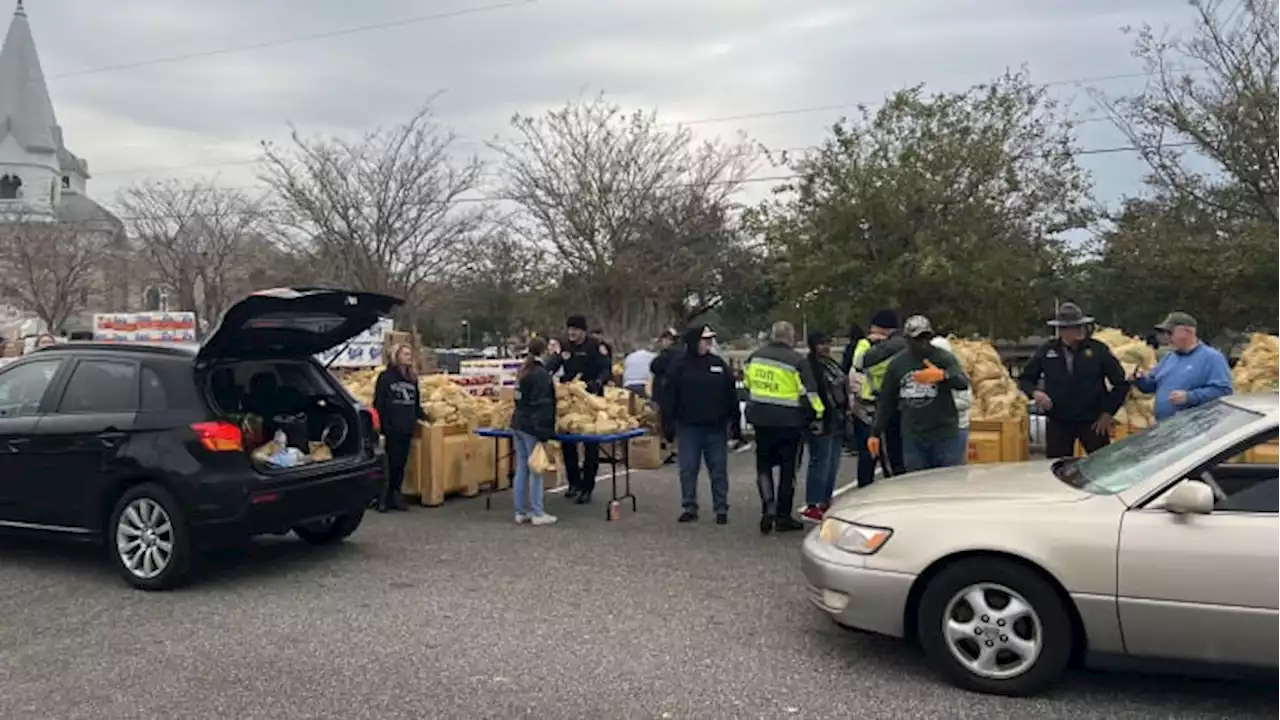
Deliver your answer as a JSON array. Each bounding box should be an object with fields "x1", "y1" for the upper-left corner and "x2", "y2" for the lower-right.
[{"x1": 21, "y1": 0, "x2": 1194, "y2": 207}]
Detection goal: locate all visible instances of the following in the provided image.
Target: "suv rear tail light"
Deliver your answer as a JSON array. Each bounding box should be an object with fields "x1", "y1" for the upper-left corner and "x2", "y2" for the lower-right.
[
  {"x1": 366, "y1": 407, "x2": 381, "y2": 433},
  {"x1": 191, "y1": 421, "x2": 244, "y2": 452}
]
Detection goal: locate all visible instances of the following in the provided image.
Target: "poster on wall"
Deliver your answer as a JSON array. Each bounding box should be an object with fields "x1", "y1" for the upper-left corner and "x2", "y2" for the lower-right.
[
  {"x1": 93, "y1": 313, "x2": 199, "y2": 350},
  {"x1": 314, "y1": 318, "x2": 395, "y2": 368}
]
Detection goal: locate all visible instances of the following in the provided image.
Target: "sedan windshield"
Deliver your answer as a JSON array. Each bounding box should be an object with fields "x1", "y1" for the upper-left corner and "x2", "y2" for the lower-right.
[{"x1": 1053, "y1": 401, "x2": 1263, "y2": 495}]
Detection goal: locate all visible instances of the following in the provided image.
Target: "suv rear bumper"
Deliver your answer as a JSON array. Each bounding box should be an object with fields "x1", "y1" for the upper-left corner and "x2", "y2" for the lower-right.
[{"x1": 190, "y1": 460, "x2": 383, "y2": 547}]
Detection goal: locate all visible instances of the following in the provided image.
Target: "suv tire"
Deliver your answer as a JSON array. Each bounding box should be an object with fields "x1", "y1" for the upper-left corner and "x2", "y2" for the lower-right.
[
  {"x1": 293, "y1": 511, "x2": 364, "y2": 546},
  {"x1": 916, "y1": 557, "x2": 1073, "y2": 696},
  {"x1": 107, "y1": 483, "x2": 194, "y2": 591}
]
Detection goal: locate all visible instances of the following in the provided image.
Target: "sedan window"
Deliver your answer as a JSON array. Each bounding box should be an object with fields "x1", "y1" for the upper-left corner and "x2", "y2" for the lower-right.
[{"x1": 1059, "y1": 401, "x2": 1263, "y2": 495}]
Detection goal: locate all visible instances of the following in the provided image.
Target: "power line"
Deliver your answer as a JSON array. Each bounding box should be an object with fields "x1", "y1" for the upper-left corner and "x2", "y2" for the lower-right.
[
  {"x1": 95, "y1": 141, "x2": 1198, "y2": 221},
  {"x1": 50, "y1": 0, "x2": 536, "y2": 80}
]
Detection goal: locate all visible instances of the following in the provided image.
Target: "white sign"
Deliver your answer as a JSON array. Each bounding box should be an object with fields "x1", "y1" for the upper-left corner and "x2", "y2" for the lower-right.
[
  {"x1": 93, "y1": 312, "x2": 198, "y2": 345},
  {"x1": 314, "y1": 319, "x2": 395, "y2": 368}
]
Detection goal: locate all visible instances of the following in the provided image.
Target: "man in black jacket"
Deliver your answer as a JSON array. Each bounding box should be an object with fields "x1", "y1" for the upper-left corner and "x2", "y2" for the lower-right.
[
  {"x1": 649, "y1": 328, "x2": 681, "y2": 463},
  {"x1": 545, "y1": 314, "x2": 613, "y2": 502},
  {"x1": 661, "y1": 325, "x2": 740, "y2": 525},
  {"x1": 1018, "y1": 303, "x2": 1128, "y2": 458}
]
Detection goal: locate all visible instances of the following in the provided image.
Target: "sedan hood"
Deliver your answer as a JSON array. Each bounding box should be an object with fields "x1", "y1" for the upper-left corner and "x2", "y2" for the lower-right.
[{"x1": 830, "y1": 461, "x2": 1090, "y2": 519}]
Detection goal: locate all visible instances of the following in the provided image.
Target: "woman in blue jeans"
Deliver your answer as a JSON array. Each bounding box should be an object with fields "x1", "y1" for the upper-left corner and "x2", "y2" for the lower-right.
[
  {"x1": 801, "y1": 332, "x2": 849, "y2": 522},
  {"x1": 510, "y1": 338, "x2": 558, "y2": 526}
]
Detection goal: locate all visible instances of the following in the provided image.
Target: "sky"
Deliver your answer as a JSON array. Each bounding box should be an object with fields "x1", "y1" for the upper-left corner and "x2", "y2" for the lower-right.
[{"x1": 18, "y1": 0, "x2": 1197, "y2": 209}]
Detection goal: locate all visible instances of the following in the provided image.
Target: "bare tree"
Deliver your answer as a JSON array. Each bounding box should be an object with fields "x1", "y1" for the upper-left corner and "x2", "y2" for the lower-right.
[
  {"x1": 259, "y1": 103, "x2": 487, "y2": 323},
  {"x1": 116, "y1": 179, "x2": 276, "y2": 326},
  {"x1": 489, "y1": 96, "x2": 760, "y2": 347},
  {"x1": 0, "y1": 217, "x2": 113, "y2": 332}
]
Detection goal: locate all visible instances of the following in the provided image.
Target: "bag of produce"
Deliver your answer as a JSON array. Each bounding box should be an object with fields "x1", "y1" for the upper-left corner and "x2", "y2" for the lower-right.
[{"x1": 530, "y1": 442, "x2": 558, "y2": 475}]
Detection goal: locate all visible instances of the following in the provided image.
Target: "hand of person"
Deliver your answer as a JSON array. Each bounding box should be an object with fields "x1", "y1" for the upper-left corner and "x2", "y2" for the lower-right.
[
  {"x1": 809, "y1": 421, "x2": 825, "y2": 436},
  {"x1": 1169, "y1": 390, "x2": 1188, "y2": 406},
  {"x1": 1091, "y1": 412, "x2": 1114, "y2": 437},
  {"x1": 866, "y1": 436, "x2": 881, "y2": 458},
  {"x1": 1126, "y1": 367, "x2": 1144, "y2": 383},
  {"x1": 868, "y1": 331, "x2": 887, "y2": 342},
  {"x1": 911, "y1": 359, "x2": 946, "y2": 385},
  {"x1": 1032, "y1": 390, "x2": 1053, "y2": 412}
]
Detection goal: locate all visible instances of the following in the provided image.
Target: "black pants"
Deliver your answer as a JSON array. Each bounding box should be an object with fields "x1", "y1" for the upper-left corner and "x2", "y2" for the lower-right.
[
  {"x1": 385, "y1": 431, "x2": 414, "y2": 495},
  {"x1": 877, "y1": 414, "x2": 906, "y2": 479},
  {"x1": 754, "y1": 426, "x2": 802, "y2": 516},
  {"x1": 1045, "y1": 419, "x2": 1110, "y2": 459},
  {"x1": 562, "y1": 441, "x2": 600, "y2": 493},
  {"x1": 729, "y1": 419, "x2": 743, "y2": 443}
]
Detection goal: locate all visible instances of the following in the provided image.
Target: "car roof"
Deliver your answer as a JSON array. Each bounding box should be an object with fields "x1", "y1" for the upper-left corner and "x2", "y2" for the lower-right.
[
  {"x1": 33, "y1": 342, "x2": 197, "y2": 359},
  {"x1": 1223, "y1": 391, "x2": 1279, "y2": 418}
]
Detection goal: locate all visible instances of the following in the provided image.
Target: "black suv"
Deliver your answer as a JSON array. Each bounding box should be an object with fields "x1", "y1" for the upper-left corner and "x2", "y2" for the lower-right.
[{"x1": 0, "y1": 288, "x2": 401, "y2": 590}]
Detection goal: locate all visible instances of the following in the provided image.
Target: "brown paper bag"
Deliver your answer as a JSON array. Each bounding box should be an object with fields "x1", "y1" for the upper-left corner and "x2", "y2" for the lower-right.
[{"x1": 529, "y1": 442, "x2": 558, "y2": 475}]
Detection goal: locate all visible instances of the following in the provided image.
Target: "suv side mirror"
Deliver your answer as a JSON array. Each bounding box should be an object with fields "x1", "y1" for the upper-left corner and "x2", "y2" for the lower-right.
[{"x1": 1164, "y1": 480, "x2": 1215, "y2": 515}]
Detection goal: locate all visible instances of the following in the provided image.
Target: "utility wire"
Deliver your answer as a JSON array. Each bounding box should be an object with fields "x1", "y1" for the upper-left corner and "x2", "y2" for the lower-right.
[
  {"x1": 50, "y1": 0, "x2": 536, "y2": 79},
  {"x1": 95, "y1": 141, "x2": 1198, "y2": 222}
]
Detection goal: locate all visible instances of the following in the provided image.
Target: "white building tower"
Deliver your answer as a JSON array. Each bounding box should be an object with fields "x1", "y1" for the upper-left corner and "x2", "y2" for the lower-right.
[{"x1": 0, "y1": 0, "x2": 90, "y2": 221}]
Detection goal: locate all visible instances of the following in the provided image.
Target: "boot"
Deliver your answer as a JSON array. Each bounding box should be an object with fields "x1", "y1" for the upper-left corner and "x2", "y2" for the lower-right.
[
  {"x1": 756, "y1": 471, "x2": 775, "y2": 535},
  {"x1": 376, "y1": 487, "x2": 391, "y2": 513},
  {"x1": 774, "y1": 516, "x2": 805, "y2": 533},
  {"x1": 391, "y1": 491, "x2": 409, "y2": 511}
]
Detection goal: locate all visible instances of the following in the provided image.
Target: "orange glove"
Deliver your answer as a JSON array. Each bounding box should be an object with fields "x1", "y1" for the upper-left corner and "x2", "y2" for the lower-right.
[
  {"x1": 866, "y1": 436, "x2": 881, "y2": 458},
  {"x1": 911, "y1": 359, "x2": 946, "y2": 385}
]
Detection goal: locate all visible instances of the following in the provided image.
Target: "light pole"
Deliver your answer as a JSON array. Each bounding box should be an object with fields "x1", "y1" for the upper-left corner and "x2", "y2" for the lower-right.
[{"x1": 461, "y1": 320, "x2": 470, "y2": 348}]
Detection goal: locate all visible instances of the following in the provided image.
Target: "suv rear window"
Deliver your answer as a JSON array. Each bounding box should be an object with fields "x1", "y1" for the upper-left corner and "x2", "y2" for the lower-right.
[{"x1": 58, "y1": 360, "x2": 139, "y2": 413}]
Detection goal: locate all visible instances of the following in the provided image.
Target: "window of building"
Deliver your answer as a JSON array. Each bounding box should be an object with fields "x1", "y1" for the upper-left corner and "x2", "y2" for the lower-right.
[
  {"x1": 61, "y1": 176, "x2": 70, "y2": 189},
  {"x1": 0, "y1": 174, "x2": 23, "y2": 199}
]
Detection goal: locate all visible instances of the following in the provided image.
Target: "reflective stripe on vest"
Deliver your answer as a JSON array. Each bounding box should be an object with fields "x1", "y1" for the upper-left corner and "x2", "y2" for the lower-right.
[{"x1": 745, "y1": 356, "x2": 803, "y2": 407}]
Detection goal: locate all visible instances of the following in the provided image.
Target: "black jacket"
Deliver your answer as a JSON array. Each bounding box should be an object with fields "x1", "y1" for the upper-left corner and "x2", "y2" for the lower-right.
[
  {"x1": 649, "y1": 345, "x2": 680, "y2": 402},
  {"x1": 546, "y1": 337, "x2": 612, "y2": 395},
  {"x1": 809, "y1": 353, "x2": 848, "y2": 434},
  {"x1": 1018, "y1": 337, "x2": 1128, "y2": 424},
  {"x1": 512, "y1": 360, "x2": 557, "y2": 442},
  {"x1": 373, "y1": 365, "x2": 425, "y2": 436},
  {"x1": 661, "y1": 329, "x2": 740, "y2": 431}
]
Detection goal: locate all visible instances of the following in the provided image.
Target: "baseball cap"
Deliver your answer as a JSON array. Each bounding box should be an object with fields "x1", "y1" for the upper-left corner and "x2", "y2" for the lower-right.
[
  {"x1": 698, "y1": 325, "x2": 716, "y2": 339},
  {"x1": 1154, "y1": 312, "x2": 1197, "y2": 331},
  {"x1": 659, "y1": 327, "x2": 679, "y2": 340},
  {"x1": 903, "y1": 315, "x2": 934, "y2": 338}
]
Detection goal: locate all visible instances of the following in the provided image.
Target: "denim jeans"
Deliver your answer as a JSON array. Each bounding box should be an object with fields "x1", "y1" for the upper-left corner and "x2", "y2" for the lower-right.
[
  {"x1": 902, "y1": 433, "x2": 968, "y2": 473},
  {"x1": 805, "y1": 432, "x2": 843, "y2": 506},
  {"x1": 677, "y1": 424, "x2": 729, "y2": 514},
  {"x1": 512, "y1": 430, "x2": 545, "y2": 516}
]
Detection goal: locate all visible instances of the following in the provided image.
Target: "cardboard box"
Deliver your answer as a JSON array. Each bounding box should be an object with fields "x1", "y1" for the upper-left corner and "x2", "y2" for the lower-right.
[
  {"x1": 967, "y1": 417, "x2": 1030, "y2": 464},
  {"x1": 628, "y1": 436, "x2": 663, "y2": 469}
]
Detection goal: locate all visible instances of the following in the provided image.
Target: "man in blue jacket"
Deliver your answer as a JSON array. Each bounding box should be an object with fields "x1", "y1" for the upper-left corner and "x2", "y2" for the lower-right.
[{"x1": 1131, "y1": 312, "x2": 1232, "y2": 421}]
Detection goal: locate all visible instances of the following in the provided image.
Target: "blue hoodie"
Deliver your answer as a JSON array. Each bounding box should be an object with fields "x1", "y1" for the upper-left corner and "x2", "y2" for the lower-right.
[{"x1": 1134, "y1": 343, "x2": 1233, "y2": 421}]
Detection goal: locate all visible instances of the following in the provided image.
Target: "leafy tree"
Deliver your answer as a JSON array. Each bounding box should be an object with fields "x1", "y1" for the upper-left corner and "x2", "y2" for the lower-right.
[
  {"x1": 1088, "y1": 0, "x2": 1278, "y2": 334},
  {"x1": 754, "y1": 71, "x2": 1095, "y2": 339}
]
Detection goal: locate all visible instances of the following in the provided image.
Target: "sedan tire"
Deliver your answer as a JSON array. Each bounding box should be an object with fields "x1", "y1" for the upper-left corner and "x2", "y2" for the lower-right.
[
  {"x1": 916, "y1": 557, "x2": 1073, "y2": 696},
  {"x1": 107, "y1": 483, "x2": 194, "y2": 591},
  {"x1": 292, "y1": 511, "x2": 364, "y2": 546}
]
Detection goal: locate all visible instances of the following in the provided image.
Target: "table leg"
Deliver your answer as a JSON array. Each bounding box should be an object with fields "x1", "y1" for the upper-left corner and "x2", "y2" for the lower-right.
[
  {"x1": 606, "y1": 440, "x2": 618, "y2": 520},
  {"x1": 623, "y1": 436, "x2": 637, "y2": 512}
]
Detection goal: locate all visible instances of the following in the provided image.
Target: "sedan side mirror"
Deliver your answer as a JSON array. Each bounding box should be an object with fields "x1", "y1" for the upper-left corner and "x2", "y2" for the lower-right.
[{"x1": 1164, "y1": 480, "x2": 1215, "y2": 515}]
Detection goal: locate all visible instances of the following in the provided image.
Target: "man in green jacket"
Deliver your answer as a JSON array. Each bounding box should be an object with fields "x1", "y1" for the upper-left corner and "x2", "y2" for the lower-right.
[{"x1": 868, "y1": 315, "x2": 971, "y2": 472}]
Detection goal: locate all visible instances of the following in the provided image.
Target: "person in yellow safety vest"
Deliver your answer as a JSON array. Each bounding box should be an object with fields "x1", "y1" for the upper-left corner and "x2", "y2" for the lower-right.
[
  {"x1": 852, "y1": 309, "x2": 907, "y2": 481},
  {"x1": 743, "y1": 320, "x2": 824, "y2": 535}
]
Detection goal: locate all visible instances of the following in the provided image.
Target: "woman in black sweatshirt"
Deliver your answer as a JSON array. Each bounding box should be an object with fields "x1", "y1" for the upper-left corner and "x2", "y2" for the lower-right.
[
  {"x1": 511, "y1": 338, "x2": 558, "y2": 526},
  {"x1": 373, "y1": 344, "x2": 425, "y2": 512}
]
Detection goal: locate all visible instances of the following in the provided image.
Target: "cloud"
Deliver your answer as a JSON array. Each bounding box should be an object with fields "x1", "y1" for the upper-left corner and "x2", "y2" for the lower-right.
[{"x1": 14, "y1": 0, "x2": 1193, "y2": 203}]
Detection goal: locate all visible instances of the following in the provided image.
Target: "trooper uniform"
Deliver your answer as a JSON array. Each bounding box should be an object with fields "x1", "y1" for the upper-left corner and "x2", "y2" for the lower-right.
[
  {"x1": 545, "y1": 315, "x2": 612, "y2": 500},
  {"x1": 1018, "y1": 303, "x2": 1128, "y2": 458},
  {"x1": 743, "y1": 339, "x2": 824, "y2": 534}
]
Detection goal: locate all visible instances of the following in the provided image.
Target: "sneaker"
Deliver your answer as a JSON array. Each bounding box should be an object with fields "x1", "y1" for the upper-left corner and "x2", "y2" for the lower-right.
[
  {"x1": 800, "y1": 505, "x2": 825, "y2": 523},
  {"x1": 514, "y1": 513, "x2": 530, "y2": 524},
  {"x1": 530, "y1": 513, "x2": 558, "y2": 526},
  {"x1": 678, "y1": 511, "x2": 698, "y2": 523},
  {"x1": 715, "y1": 513, "x2": 728, "y2": 525}
]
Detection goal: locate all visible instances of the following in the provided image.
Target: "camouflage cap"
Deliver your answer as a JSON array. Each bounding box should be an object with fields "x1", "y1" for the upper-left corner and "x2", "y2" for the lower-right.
[{"x1": 1154, "y1": 312, "x2": 1197, "y2": 331}]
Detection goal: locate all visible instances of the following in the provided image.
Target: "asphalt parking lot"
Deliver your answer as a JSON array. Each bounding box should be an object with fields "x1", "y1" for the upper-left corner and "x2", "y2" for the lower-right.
[{"x1": 0, "y1": 455, "x2": 1274, "y2": 720}]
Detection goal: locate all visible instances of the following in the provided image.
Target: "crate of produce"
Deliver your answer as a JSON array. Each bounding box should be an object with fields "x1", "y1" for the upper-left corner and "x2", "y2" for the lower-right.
[
  {"x1": 417, "y1": 423, "x2": 512, "y2": 506},
  {"x1": 401, "y1": 422, "x2": 429, "y2": 497},
  {"x1": 967, "y1": 416, "x2": 1030, "y2": 464}
]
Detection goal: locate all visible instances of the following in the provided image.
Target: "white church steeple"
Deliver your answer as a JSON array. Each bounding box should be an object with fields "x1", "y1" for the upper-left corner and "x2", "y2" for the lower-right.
[{"x1": 0, "y1": 0, "x2": 89, "y2": 220}]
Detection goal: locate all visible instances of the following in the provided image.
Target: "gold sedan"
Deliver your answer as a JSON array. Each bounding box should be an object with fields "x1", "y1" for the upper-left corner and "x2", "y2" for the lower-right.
[{"x1": 802, "y1": 392, "x2": 1278, "y2": 696}]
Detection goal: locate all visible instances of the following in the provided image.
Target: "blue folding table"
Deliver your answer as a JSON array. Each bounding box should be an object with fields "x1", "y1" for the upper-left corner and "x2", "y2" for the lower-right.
[{"x1": 474, "y1": 427, "x2": 647, "y2": 520}]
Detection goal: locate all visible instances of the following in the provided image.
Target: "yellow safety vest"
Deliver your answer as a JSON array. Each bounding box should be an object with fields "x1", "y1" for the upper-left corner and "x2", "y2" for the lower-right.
[{"x1": 744, "y1": 353, "x2": 825, "y2": 420}]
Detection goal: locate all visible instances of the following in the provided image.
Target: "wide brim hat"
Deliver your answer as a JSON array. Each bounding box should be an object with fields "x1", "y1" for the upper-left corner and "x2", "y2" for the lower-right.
[{"x1": 1047, "y1": 302, "x2": 1094, "y2": 328}]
